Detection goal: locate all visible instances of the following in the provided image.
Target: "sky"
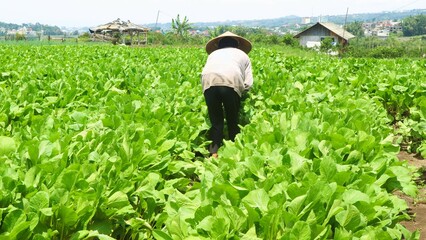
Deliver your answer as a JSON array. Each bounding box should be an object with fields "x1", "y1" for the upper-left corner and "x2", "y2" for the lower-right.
[{"x1": 1, "y1": 0, "x2": 425, "y2": 28}]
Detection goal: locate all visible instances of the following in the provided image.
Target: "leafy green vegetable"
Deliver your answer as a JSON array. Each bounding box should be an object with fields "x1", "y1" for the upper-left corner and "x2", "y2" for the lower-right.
[
  {"x1": 0, "y1": 136, "x2": 16, "y2": 155},
  {"x1": 0, "y1": 43, "x2": 422, "y2": 239}
]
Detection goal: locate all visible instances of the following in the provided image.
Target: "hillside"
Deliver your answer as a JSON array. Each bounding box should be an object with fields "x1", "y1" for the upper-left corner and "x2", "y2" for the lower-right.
[
  {"x1": 0, "y1": 22, "x2": 63, "y2": 35},
  {"x1": 148, "y1": 8, "x2": 426, "y2": 30},
  {"x1": 1, "y1": 8, "x2": 425, "y2": 33}
]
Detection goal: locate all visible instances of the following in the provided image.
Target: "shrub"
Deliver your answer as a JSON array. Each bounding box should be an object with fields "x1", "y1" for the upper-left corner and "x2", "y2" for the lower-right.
[{"x1": 368, "y1": 46, "x2": 404, "y2": 58}]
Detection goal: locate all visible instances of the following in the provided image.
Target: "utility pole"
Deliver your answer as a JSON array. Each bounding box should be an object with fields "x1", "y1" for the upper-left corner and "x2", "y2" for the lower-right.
[
  {"x1": 155, "y1": 10, "x2": 160, "y2": 29},
  {"x1": 343, "y1": 8, "x2": 349, "y2": 40},
  {"x1": 40, "y1": 25, "x2": 43, "y2": 41}
]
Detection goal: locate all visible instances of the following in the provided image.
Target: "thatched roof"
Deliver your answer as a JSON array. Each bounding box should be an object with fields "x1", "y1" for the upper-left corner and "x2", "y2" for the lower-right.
[{"x1": 89, "y1": 18, "x2": 149, "y2": 33}]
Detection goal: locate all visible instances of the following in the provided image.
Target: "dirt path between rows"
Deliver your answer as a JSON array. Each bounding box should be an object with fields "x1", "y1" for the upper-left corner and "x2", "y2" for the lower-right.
[{"x1": 397, "y1": 151, "x2": 426, "y2": 239}]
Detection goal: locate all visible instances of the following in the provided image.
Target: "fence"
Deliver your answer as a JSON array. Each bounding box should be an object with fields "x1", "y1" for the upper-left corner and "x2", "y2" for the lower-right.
[{"x1": 0, "y1": 35, "x2": 79, "y2": 42}]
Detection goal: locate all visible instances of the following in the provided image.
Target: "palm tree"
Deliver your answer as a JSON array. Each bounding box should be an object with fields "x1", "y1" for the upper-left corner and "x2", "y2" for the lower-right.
[{"x1": 171, "y1": 14, "x2": 192, "y2": 37}]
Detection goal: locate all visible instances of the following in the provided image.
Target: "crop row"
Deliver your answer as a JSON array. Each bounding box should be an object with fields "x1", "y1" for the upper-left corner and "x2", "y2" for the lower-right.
[{"x1": 0, "y1": 44, "x2": 424, "y2": 239}]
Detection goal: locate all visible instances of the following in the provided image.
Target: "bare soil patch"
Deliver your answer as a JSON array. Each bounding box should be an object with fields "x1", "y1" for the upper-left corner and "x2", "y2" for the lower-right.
[{"x1": 397, "y1": 151, "x2": 426, "y2": 239}]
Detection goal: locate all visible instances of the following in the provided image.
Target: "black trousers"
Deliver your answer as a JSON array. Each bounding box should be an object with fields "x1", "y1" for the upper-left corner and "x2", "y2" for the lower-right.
[{"x1": 204, "y1": 86, "x2": 241, "y2": 154}]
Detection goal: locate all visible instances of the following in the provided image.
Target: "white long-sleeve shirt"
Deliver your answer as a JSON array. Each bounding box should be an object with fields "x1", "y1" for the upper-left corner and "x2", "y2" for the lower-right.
[{"x1": 201, "y1": 48, "x2": 253, "y2": 97}]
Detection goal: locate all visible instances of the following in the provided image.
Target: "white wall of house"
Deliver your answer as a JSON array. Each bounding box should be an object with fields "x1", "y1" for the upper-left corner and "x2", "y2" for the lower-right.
[{"x1": 299, "y1": 35, "x2": 336, "y2": 48}]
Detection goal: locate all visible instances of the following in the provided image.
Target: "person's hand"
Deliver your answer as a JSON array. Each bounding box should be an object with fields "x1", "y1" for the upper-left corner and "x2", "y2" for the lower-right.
[{"x1": 244, "y1": 83, "x2": 251, "y2": 92}]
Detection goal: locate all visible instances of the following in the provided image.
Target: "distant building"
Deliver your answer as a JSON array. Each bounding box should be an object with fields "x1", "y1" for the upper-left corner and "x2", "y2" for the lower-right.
[
  {"x1": 376, "y1": 29, "x2": 390, "y2": 38},
  {"x1": 389, "y1": 21, "x2": 402, "y2": 33},
  {"x1": 8, "y1": 27, "x2": 28, "y2": 35},
  {"x1": 301, "y1": 17, "x2": 311, "y2": 24},
  {"x1": 363, "y1": 20, "x2": 402, "y2": 38},
  {"x1": 317, "y1": 16, "x2": 329, "y2": 23},
  {"x1": 294, "y1": 22, "x2": 355, "y2": 48}
]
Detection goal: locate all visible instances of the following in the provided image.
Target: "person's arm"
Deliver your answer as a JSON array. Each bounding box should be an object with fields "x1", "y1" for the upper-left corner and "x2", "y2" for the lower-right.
[{"x1": 243, "y1": 59, "x2": 253, "y2": 92}]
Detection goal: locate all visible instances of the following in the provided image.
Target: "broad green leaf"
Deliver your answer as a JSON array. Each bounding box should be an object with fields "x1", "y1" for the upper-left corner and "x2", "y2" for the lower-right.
[
  {"x1": 317, "y1": 140, "x2": 330, "y2": 156},
  {"x1": 290, "y1": 221, "x2": 311, "y2": 240},
  {"x1": 197, "y1": 216, "x2": 215, "y2": 232},
  {"x1": 158, "y1": 139, "x2": 176, "y2": 153},
  {"x1": 387, "y1": 166, "x2": 417, "y2": 197},
  {"x1": 27, "y1": 212, "x2": 39, "y2": 232},
  {"x1": 323, "y1": 200, "x2": 344, "y2": 226},
  {"x1": 287, "y1": 151, "x2": 309, "y2": 177},
  {"x1": 0, "y1": 136, "x2": 16, "y2": 155},
  {"x1": 88, "y1": 220, "x2": 113, "y2": 235},
  {"x1": 8, "y1": 221, "x2": 31, "y2": 240},
  {"x1": 320, "y1": 156, "x2": 337, "y2": 181},
  {"x1": 209, "y1": 183, "x2": 241, "y2": 206},
  {"x1": 56, "y1": 169, "x2": 79, "y2": 191},
  {"x1": 244, "y1": 155, "x2": 266, "y2": 180},
  {"x1": 125, "y1": 217, "x2": 152, "y2": 230},
  {"x1": 24, "y1": 167, "x2": 42, "y2": 189},
  {"x1": 178, "y1": 150, "x2": 195, "y2": 160},
  {"x1": 342, "y1": 189, "x2": 370, "y2": 205},
  {"x1": 106, "y1": 191, "x2": 129, "y2": 209},
  {"x1": 279, "y1": 112, "x2": 288, "y2": 132},
  {"x1": 334, "y1": 227, "x2": 352, "y2": 240},
  {"x1": 210, "y1": 217, "x2": 228, "y2": 238},
  {"x1": 241, "y1": 226, "x2": 262, "y2": 240},
  {"x1": 152, "y1": 229, "x2": 173, "y2": 240},
  {"x1": 242, "y1": 189, "x2": 269, "y2": 213},
  {"x1": 70, "y1": 230, "x2": 116, "y2": 240},
  {"x1": 346, "y1": 150, "x2": 362, "y2": 164},
  {"x1": 288, "y1": 194, "x2": 307, "y2": 215},
  {"x1": 293, "y1": 81, "x2": 304, "y2": 91},
  {"x1": 58, "y1": 205, "x2": 78, "y2": 227},
  {"x1": 70, "y1": 111, "x2": 88, "y2": 124},
  {"x1": 1, "y1": 209, "x2": 26, "y2": 232},
  {"x1": 335, "y1": 205, "x2": 364, "y2": 230},
  {"x1": 29, "y1": 191, "x2": 50, "y2": 212},
  {"x1": 392, "y1": 85, "x2": 408, "y2": 92},
  {"x1": 294, "y1": 131, "x2": 309, "y2": 152},
  {"x1": 40, "y1": 208, "x2": 54, "y2": 217},
  {"x1": 132, "y1": 100, "x2": 142, "y2": 112}
]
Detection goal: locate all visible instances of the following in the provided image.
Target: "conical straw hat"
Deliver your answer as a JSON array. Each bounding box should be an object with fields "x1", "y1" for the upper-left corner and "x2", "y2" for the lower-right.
[{"x1": 205, "y1": 31, "x2": 252, "y2": 55}]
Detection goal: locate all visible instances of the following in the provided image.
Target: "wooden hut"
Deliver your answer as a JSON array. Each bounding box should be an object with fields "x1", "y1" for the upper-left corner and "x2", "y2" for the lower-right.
[
  {"x1": 89, "y1": 18, "x2": 150, "y2": 45},
  {"x1": 294, "y1": 22, "x2": 355, "y2": 48}
]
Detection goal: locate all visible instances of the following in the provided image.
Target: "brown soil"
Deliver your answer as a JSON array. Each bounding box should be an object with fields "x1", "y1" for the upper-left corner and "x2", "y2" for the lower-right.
[{"x1": 397, "y1": 151, "x2": 426, "y2": 239}]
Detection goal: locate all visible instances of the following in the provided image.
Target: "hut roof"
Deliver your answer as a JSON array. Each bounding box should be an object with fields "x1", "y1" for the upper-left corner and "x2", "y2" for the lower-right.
[
  {"x1": 294, "y1": 22, "x2": 355, "y2": 40},
  {"x1": 89, "y1": 18, "x2": 149, "y2": 33}
]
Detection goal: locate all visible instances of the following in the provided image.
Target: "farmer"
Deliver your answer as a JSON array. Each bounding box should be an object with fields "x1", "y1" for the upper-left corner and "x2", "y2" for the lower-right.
[{"x1": 201, "y1": 31, "x2": 254, "y2": 158}]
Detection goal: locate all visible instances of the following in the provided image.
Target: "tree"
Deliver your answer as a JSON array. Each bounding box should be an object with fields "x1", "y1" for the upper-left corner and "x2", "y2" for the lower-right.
[
  {"x1": 401, "y1": 14, "x2": 426, "y2": 36},
  {"x1": 208, "y1": 25, "x2": 227, "y2": 38},
  {"x1": 15, "y1": 33, "x2": 26, "y2": 41},
  {"x1": 320, "y1": 37, "x2": 335, "y2": 52},
  {"x1": 171, "y1": 14, "x2": 192, "y2": 37},
  {"x1": 281, "y1": 33, "x2": 298, "y2": 46},
  {"x1": 345, "y1": 21, "x2": 364, "y2": 37},
  {"x1": 208, "y1": 25, "x2": 254, "y2": 38}
]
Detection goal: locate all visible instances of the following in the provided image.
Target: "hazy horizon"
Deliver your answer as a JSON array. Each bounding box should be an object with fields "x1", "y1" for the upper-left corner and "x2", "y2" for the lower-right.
[{"x1": 1, "y1": 0, "x2": 424, "y2": 28}]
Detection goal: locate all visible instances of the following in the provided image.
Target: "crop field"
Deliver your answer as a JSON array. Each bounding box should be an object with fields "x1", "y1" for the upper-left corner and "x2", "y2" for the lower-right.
[{"x1": 0, "y1": 44, "x2": 425, "y2": 239}]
